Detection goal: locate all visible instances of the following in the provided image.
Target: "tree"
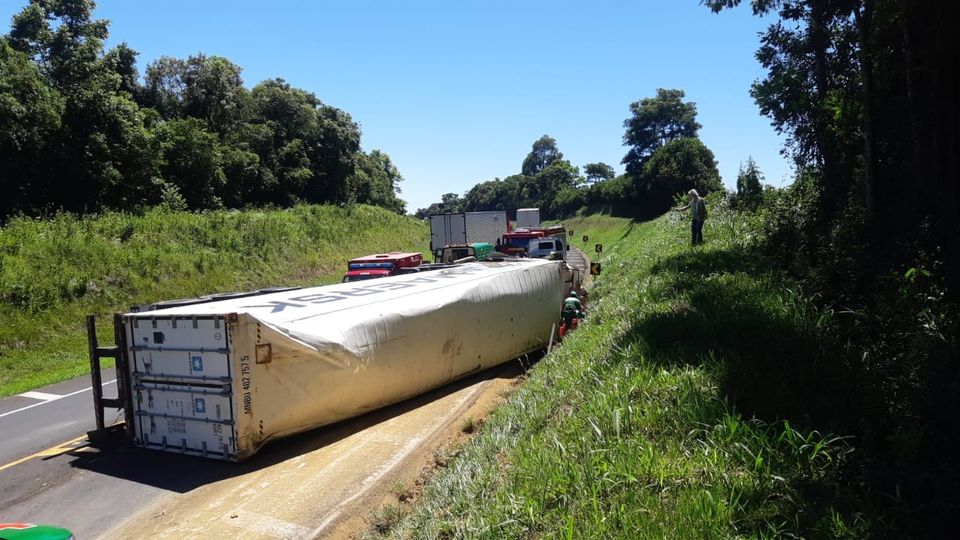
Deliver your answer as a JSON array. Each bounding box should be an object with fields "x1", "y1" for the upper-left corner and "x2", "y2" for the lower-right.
[
  {"x1": 463, "y1": 177, "x2": 521, "y2": 214},
  {"x1": 636, "y1": 137, "x2": 721, "y2": 216},
  {"x1": 349, "y1": 150, "x2": 405, "y2": 213},
  {"x1": 521, "y1": 135, "x2": 563, "y2": 176},
  {"x1": 523, "y1": 160, "x2": 582, "y2": 218},
  {"x1": 220, "y1": 145, "x2": 261, "y2": 208},
  {"x1": 0, "y1": 39, "x2": 64, "y2": 217},
  {"x1": 8, "y1": 0, "x2": 109, "y2": 90},
  {"x1": 588, "y1": 174, "x2": 633, "y2": 216},
  {"x1": 622, "y1": 88, "x2": 701, "y2": 175},
  {"x1": 182, "y1": 54, "x2": 249, "y2": 134},
  {"x1": 239, "y1": 78, "x2": 360, "y2": 205},
  {"x1": 415, "y1": 193, "x2": 463, "y2": 219},
  {"x1": 704, "y1": 3, "x2": 960, "y2": 531},
  {"x1": 735, "y1": 157, "x2": 764, "y2": 209},
  {"x1": 307, "y1": 103, "x2": 360, "y2": 203},
  {"x1": 6, "y1": 0, "x2": 159, "y2": 214},
  {"x1": 0, "y1": 0, "x2": 395, "y2": 217},
  {"x1": 584, "y1": 162, "x2": 615, "y2": 184},
  {"x1": 155, "y1": 118, "x2": 226, "y2": 210},
  {"x1": 103, "y1": 42, "x2": 139, "y2": 96},
  {"x1": 141, "y1": 56, "x2": 188, "y2": 119}
]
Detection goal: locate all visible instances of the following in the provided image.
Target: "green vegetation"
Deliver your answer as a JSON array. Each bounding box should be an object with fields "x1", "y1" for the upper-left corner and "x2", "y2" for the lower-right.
[
  {"x1": 1, "y1": 0, "x2": 405, "y2": 219},
  {"x1": 411, "y1": 2, "x2": 960, "y2": 530},
  {"x1": 416, "y1": 98, "x2": 724, "y2": 221},
  {"x1": 380, "y1": 206, "x2": 881, "y2": 538},
  {"x1": 0, "y1": 204, "x2": 428, "y2": 396}
]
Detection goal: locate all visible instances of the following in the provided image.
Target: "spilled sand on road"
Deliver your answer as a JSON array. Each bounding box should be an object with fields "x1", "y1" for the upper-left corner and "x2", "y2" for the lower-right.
[{"x1": 102, "y1": 362, "x2": 528, "y2": 540}]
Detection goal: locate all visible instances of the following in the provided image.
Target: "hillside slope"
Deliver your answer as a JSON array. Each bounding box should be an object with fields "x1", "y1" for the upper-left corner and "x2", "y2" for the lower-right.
[
  {"x1": 381, "y1": 208, "x2": 873, "y2": 538},
  {"x1": 0, "y1": 205, "x2": 428, "y2": 396}
]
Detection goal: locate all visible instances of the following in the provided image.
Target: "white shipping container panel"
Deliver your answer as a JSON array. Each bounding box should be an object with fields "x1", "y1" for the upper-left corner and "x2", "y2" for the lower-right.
[
  {"x1": 516, "y1": 208, "x2": 540, "y2": 228},
  {"x1": 429, "y1": 214, "x2": 467, "y2": 251},
  {"x1": 135, "y1": 382, "x2": 236, "y2": 458},
  {"x1": 464, "y1": 211, "x2": 509, "y2": 246},
  {"x1": 122, "y1": 258, "x2": 564, "y2": 461}
]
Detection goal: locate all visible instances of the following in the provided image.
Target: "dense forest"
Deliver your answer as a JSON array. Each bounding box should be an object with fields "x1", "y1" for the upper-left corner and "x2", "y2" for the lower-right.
[{"x1": 0, "y1": 0, "x2": 406, "y2": 219}]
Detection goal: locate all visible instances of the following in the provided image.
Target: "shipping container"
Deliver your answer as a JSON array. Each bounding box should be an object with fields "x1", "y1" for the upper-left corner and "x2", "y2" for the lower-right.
[
  {"x1": 516, "y1": 208, "x2": 540, "y2": 229},
  {"x1": 90, "y1": 258, "x2": 563, "y2": 461},
  {"x1": 429, "y1": 211, "x2": 509, "y2": 252}
]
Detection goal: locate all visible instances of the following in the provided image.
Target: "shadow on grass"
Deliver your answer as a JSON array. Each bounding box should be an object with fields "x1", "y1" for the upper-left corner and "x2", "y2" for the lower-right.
[
  {"x1": 633, "y1": 247, "x2": 864, "y2": 438},
  {"x1": 618, "y1": 220, "x2": 637, "y2": 242},
  {"x1": 612, "y1": 247, "x2": 878, "y2": 534}
]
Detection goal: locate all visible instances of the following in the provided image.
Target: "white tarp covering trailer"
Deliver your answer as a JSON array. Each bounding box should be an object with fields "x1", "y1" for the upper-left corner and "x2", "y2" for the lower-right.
[{"x1": 86, "y1": 258, "x2": 564, "y2": 461}]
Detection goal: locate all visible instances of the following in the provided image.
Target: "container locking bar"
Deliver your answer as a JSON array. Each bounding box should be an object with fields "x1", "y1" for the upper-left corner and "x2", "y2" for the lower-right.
[{"x1": 86, "y1": 313, "x2": 135, "y2": 445}]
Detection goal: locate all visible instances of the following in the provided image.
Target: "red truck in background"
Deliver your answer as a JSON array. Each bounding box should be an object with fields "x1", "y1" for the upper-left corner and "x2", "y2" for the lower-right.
[
  {"x1": 497, "y1": 225, "x2": 567, "y2": 256},
  {"x1": 342, "y1": 252, "x2": 424, "y2": 282}
]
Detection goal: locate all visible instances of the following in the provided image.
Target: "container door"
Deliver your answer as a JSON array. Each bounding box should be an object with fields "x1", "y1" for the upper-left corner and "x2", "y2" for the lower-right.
[
  {"x1": 431, "y1": 214, "x2": 466, "y2": 251},
  {"x1": 127, "y1": 315, "x2": 237, "y2": 459},
  {"x1": 448, "y1": 214, "x2": 466, "y2": 245}
]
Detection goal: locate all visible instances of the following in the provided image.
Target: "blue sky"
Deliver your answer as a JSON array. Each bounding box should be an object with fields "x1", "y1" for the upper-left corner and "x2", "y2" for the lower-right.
[{"x1": 2, "y1": 0, "x2": 792, "y2": 212}]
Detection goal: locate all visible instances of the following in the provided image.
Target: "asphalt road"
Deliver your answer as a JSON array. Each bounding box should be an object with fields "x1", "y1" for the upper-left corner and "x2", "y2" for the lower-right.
[
  {"x1": 565, "y1": 245, "x2": 590, "y2": 285},
  {"x1": 0, "y1": 362, "x2": 521, "y2": 539},
  {"x1": 0, "y1": 369, "x2": 118, "y2": 466}
]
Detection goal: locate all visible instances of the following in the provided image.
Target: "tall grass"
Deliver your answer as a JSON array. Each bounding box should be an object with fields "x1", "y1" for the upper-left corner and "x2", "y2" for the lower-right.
[
  {"x1": 0, "y1": 204, "x2": 428, "y2": 395},
  {"x1": 380, "y1": 206, "x2": 874, "y2": 538}
]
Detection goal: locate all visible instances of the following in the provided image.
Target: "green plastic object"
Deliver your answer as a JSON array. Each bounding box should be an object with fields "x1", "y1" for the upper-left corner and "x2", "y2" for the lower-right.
[{"x1": 0, "y1": 523, "x2": 74, "y2": 540}]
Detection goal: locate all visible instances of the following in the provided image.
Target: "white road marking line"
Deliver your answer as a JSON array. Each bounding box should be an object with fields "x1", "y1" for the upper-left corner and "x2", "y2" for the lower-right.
[
  {"x1": 17, "y1": 391, "x2": 62, "y2": 401},
  {"x1": 0, "y1": 379, "x2": 117, "y2": 419}
]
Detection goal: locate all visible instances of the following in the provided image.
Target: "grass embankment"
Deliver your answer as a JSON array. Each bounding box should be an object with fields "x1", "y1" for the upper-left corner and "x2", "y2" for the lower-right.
[
  {"x1": 381, "y1": 208, "x2": 871, "y2": 538},
  {"x1": 0, "y1": 205, "x2": 428, "y2": 396}
]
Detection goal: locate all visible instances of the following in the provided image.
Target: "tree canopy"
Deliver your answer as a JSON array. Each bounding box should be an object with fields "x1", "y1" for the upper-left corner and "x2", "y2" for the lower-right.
[
  {"x1": 621, "y1": 88, "x2": 701, "y2": 176},
  {"x1": 521, "y1": 135, "x2": 564, "y2": 176},
  {"x1": 419, "y1": 135, "x2": 583, "y2": 220},
  {"x1": 636, "y1": 138, "x2": 722, "y2": 215},
  {"x1": 584, "y1": 162, "x2": 615, "y2": 184},
  {"x1": 0, "y1": 0, "x2": 405, "y2": 219},
  {"x1": 734, "y1": 156, "x2": 764, "y2": 209}
]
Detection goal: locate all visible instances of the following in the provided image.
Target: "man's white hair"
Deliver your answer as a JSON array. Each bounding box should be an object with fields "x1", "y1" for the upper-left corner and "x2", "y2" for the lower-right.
[{"x1": 688, "y1": 189, "x2": 700, "y2": 197}]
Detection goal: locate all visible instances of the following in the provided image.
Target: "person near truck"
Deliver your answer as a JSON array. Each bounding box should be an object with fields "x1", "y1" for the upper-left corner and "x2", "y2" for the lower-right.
[
  {"x1": 561, "y1": 290, "x2": 584, "y2": 330},
  {"x1": 675, "y1": 189, "x2": 707, "y2": 246}
]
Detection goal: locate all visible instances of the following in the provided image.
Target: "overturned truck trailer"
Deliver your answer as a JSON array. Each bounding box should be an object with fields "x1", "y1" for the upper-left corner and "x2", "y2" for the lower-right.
[{"x1": 88, "y1": 258, "x2": 563, "y2": 461}]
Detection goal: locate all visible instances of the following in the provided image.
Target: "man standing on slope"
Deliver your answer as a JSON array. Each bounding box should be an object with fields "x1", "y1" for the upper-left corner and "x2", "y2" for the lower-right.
[{"x1": 675, "y1": 189, "x2": 707, "y2": 246}]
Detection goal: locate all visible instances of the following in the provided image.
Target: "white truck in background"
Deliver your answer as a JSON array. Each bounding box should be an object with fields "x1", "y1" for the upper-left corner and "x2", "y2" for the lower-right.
[
  {"x1": 429, "y1": 211, "x2": 509, "y2": 256},
  {"x1": 516, "y1": 208, "x2": 540, "y2": 229},
  {"x1": 527, "y1": 236, "x2": 567, "y2": 260}
]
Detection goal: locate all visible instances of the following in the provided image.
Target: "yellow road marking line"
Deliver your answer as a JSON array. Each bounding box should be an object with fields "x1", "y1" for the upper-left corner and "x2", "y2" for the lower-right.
[{"x1": 0, "y1": 434, "x2": 89, "y2": 473}]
